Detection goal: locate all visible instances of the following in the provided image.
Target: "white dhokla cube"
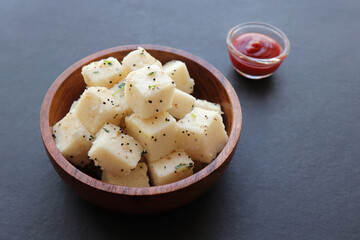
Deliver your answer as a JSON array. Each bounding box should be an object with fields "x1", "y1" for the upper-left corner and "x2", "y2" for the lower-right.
[
  {"x1": 52, "y1": 110, "x2": 94, "y2": 167},
  {"x1": 176, "y1": 108, "x2": 228, "y2": 163},
  {"x1": 88, "y1": 123, "x2": 143, "y2": 176},
  {"x1": 109, "y1": 80, "x2": 132, "y2": 115},
  {"x1": 125, "y1": 65, "x2": 175, "y2": 119},
  {"x1": 163, "y1": 60, "x2": 195, "y2": 94},
  {"x1": 109, "y1": 80, "x2": 133, "y2": 129},
  {"x1": 194, "y1": 99, "x2": 223, "y2": 114},
  {"x1": 70, "y1": 99, "x2": 79, "y2": 111},
  {"x1": 76, "y1": 87, "x2": 127, "y2": 134},
  {"x1": 81, "y1": 57, "x2": 125, "y2": 88},
  {"x1": 102, "y1": 162, "x2": 150, "y2": 187},
  {"x1": 125, "y1": 112, "x2": 177, "y2": 162},
  {"x1": 168, "y1": 89, "x2": 195, "y2": 119},
  {"x1": 148, "y1": 151, "x2": 194, "y2": 186},
  {"x1": 122, "y1": 47, "x2": 162, "y2": 75}
]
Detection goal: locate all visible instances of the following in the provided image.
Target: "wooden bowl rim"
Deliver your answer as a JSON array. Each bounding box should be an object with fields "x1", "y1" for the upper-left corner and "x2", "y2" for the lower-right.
[{"x1": 40, "y1": 44, "x2": 242, "y2": 196}]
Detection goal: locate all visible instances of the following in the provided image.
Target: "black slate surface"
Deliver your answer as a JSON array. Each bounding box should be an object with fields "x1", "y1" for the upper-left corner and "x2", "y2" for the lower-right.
[{"x1": 1, "y1": 0, "x2": 359, "y2": 239}]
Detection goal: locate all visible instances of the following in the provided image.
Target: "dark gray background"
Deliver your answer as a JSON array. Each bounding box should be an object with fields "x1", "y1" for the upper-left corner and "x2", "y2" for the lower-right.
[{"x1": 1, "y1": 0, "x2": 359, "y2": 239}]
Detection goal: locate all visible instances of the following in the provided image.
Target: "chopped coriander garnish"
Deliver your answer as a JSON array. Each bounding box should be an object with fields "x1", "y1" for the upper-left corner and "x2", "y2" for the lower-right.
[
  {"x1": 175, "y1": 163, "x2": 187, "y2": 170},
  {"x1": 147, "y1": 71, "x2": 155, "y2": 76},
  {"x1": 148, "y1": 85, "x2": 156, "y2": 90},
  {"x1": 118, "y1": 82, "x2": 126, "y2": 89},
  {"x1": 103, "y1": 128, "x2": 110, "y2": 133},
  {"x1": 103, "y1": 59, "x2": 113, "y2": 65},
  {"x1": 191, "y1": 113, "x2": 196, "y2": 117},
  {"x1": 112, "y1": 82, "x2": 126, "y2": 96},
  {"x1": 93, "y1": 71, "x2": 99, "y2": 74},
  {"x1": 175, "y1": 163, "x2": 193, "y2": 171}
]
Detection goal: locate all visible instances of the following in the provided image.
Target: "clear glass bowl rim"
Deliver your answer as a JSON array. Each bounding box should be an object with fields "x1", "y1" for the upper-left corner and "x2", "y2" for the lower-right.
[{"x1": 226, "y1": 22, "x2": 290, "y2": 65}]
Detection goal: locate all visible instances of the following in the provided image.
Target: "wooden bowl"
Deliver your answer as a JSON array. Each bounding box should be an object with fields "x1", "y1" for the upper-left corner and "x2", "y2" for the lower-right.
[{"x1": 40, "y1": 45, "x2": 242, "y2": 214}]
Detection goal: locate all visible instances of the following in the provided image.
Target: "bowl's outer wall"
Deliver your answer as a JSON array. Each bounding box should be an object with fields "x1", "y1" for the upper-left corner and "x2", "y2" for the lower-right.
[{"x1": 40, "y1": 45, "x2": 242, "y2": 213}]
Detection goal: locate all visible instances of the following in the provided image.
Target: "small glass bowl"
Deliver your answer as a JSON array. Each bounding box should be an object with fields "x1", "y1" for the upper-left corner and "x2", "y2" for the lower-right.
[{"x1": 226, "y1": 22, "x2": 290, "y2": 79}]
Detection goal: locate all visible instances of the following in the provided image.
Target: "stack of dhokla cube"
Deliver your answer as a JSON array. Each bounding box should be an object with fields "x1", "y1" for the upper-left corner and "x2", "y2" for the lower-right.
[{"x1": 52, "y1": 47, "x2": 228, "y2": 187}]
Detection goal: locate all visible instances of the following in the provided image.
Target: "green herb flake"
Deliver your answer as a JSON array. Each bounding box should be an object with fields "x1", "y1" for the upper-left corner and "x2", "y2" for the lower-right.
[
  {"x1": 103, "y1": 59, "x2": 113, "y2": 65},
  {"x1": 103, "y1": 128, "x2": 110, "y2": 133},
  {"x1": 93, "y1": 71, "x2": 99, "y2": 74},
  {"x1": 147, "y1": 71, "x2": 155, "y2": 76},
  {"x1": 175, "y1": 163, "x2": 187, "y2": 170},
  {"x1": 89, "y1": 135, "x2": 95, "y2": 140},
  {"x1": 191, "y1": 113, "x2": 196, "y2": 117},
  {"x1": 175, "y1": 162, "x2": 193, "y2": 172},
  {"x1": 148, "y1": 85, "x2": 156, "y2": 90},
  {"x1": 118, "y1": 82, "x2": 126, "y2": 89},
  {"x1": 112, "y1": 82, "x2": 126, "y2": 96}
]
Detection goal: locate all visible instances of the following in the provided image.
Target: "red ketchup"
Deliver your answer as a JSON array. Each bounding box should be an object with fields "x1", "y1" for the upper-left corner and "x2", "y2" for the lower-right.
[{"x1": 229, "y1": 33, "x2": 283, "y2": 77}]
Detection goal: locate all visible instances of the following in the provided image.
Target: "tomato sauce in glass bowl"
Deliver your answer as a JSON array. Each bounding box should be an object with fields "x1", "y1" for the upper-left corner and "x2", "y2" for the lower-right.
[{"x1": 227, "y1": 22, "x2": 290, "y2": 79}]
